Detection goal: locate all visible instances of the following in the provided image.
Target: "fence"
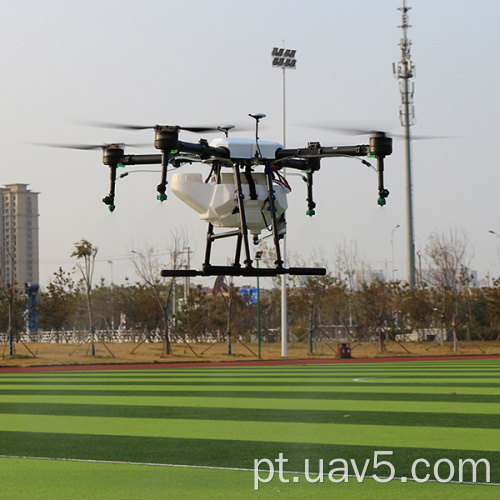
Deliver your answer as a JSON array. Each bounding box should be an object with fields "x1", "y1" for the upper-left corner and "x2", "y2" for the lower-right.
[{"x1": 0, "y1": 329, "x2": 165, "y2": 344}]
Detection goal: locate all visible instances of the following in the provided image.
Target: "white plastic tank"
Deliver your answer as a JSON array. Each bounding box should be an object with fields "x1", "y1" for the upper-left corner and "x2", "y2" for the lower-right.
[{"x1": 171, "y1": 172, "x2": 289, "y2": 235}]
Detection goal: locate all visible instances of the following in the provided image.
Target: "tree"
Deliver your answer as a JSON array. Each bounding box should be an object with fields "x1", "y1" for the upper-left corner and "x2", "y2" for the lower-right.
[
  {"x1": 287, "y1": 259, "x2": 334, "y2": 350},
  {"x1": 335, "y1": 239, "x2": 360, "y2": 291},
  {"x1": 425, "y1": 229, "x2": 473, "y2": 351},
  {"x1": 357, "y1": 280, "x2": 398, "y2": 352},
  {"x1": 397, "y1": 283, "x2": 437, "y2": 339},
  {"x1": 39, "y1": 267, "x2": 79, "y2": 332},
  {"x1": 131, "y1": 233, "x2": 189, "y2": 355},
  {"x1": 321, "y1": 277, "x2": 355, "y2": 341},
  {"x1": 176, "y1": 285, "x2": 213, "y2": 341},
  {"x1": 0, "y1": 235, "x2": 26, "y2": 355},
  {"x1": 479, "y1": 280, "x2": 500, "y2": 340},
  {"x1": 71, "y1": 239, "x2": 99, "y2": 355}
]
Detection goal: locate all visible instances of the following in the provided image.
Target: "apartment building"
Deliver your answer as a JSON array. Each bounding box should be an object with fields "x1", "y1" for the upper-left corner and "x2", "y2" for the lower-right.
[{"x1": 0, "y1": 184, "x2": 39, "y2": 286}]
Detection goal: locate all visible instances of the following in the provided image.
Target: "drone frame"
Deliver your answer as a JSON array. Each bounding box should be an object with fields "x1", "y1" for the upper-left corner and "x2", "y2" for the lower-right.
[{"x1": 98, "y1": 125, "x2": 392, "y2": 278}]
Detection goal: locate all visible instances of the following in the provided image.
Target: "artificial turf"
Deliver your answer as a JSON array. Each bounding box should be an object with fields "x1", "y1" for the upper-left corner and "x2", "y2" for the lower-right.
[
  {"x1": 0, "y1": 360, "x2": 499, "y2": 498},
  {"x1": 0, "y1": 457, "x2": 496, "y2": 500}
]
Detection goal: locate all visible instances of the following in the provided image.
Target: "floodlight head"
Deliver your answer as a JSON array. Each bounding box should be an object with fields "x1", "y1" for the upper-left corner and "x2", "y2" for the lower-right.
[{"x1": 271, "y1": 47, "x2": 297, "y2": 69}]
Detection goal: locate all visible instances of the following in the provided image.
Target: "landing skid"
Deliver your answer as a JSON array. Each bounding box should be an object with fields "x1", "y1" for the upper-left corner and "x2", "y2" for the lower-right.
[
  {"x1": 161, "y1": 160, "x2": 327, "y2": 280},
  {"x1": 160, "y1": 265, "x2": 326, "y2": 278}
]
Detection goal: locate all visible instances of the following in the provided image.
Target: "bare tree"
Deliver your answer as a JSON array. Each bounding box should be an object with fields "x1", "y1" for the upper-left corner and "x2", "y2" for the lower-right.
[
  {"x1": 357, "y1": 280, "x2": 400, "y2": 352},
  {"x1": 131, "y1": 232, "x2": 189, "y2": 355},
  {"x1": 287, "y1": 253, "x2": 334, "y2": 350},
  {"x1": 425, "y1": 228, "x2": 473, "y2": 351},
  {"x1": 0, "y1": 236, "x2": 18, "y2": 355},
  {"x1": 335, "y1": 239, "x2": 360, "y2": 291},
  {"x1": 71, "y1": 239, "x2": 99, "y2": 355},
  {"x1": 0, "y1": 235, "x2": 36, "y2": 358}
]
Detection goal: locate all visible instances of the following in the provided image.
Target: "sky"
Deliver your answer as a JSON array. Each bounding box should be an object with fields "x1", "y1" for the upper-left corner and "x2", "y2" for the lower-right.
[{"x1": 1, "y1": 0, "x2": 500, "y2": 289}]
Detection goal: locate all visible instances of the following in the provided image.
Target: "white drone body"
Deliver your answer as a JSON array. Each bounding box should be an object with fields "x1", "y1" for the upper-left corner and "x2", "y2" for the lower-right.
[
  {"x1": 171, "y1": 137, "x2": 289, "y2": 236},
  {"x1": 210, "y1": 137, "x2": 282, "y2": 159}
]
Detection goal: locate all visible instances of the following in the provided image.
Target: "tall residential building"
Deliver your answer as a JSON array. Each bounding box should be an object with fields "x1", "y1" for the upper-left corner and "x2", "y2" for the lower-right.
[{"x1": 0, "y1": 184, "x2": 39, "y2": 286}]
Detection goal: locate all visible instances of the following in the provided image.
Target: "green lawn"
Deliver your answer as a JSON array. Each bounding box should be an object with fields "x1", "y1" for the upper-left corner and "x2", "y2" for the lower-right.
[{"x1": 0, "y1": 360, "x2": 499, "y2": 498}]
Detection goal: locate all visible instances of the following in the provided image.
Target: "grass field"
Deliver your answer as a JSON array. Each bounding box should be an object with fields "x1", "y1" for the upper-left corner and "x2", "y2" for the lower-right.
[{"x1": 0, "y1": 359, "x2": 499, "y2": 498}]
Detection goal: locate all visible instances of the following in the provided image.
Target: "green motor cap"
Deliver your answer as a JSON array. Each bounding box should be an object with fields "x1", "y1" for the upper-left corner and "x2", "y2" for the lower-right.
[
  {"x1": 157, "y1": 193, "x2": 167, "y2": 202},
  {"x1": 306, "y1": 209, "x2": 316, "y2": 217},
  {"x1": 377, "y1": 197, "x2": 387, "y2": 207},
  {"x1": 108, "y1": 205, "x2": 116, "y2": 213}
]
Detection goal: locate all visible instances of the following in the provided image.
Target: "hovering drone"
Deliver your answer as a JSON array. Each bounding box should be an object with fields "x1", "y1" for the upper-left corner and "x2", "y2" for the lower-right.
[{"x1": 90, "y1": 114, "x2": 392, "y2": 278}]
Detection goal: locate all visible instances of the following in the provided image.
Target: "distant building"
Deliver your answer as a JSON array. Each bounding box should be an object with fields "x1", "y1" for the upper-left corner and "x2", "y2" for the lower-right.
[
  {"x1": 0, "y1": 184, "x2": 39, "y2": 286},
  {"x1": 371, "y1": 269, "x2": 385, "y2": 282},
  {"x1": 419, "y1": 268, "x2": 479, "y2": 288}
]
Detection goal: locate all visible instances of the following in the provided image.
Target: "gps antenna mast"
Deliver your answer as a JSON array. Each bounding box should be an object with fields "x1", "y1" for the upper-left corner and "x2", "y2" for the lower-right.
[{"x1": 393, "y1": 0, "x2": 416, "y2": 288}]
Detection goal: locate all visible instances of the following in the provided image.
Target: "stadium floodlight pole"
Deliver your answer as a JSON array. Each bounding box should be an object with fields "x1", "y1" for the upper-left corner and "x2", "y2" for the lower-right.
[
  {"x1": 272, "y1": 46, "x2": 296, "y2": 358},
  {"x1": 393, "y1": 0, "x2": 416, "y2": 288}
]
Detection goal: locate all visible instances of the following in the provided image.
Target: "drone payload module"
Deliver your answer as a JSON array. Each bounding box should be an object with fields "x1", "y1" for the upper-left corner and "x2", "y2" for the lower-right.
[
  {"x1": 171, "y1": 136, "x2": 289, "y2": 240},
  {"x1": 76, "y1": 114, "x2": 393, "y2": 278}
]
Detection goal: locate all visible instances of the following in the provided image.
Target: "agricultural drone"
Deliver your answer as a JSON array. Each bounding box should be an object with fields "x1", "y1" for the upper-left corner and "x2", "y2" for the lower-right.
[{"x1": 73, "y1": 114, "x2": 392, "y2": 278}]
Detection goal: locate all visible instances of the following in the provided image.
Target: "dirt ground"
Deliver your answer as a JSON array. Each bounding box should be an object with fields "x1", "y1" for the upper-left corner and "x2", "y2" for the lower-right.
[{"x1": 1, "y1": 339, "x2": 500, "y2": 368}]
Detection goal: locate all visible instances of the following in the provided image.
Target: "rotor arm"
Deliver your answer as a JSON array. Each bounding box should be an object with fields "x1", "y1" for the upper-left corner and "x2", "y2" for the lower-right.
[
  {"x1": 177, "y1": 140, "x2": 230, "y2": 160},
  {"x1": 276, "y1": 133, "x2": 392, "y2": 206},
  {"x1": 102, "y1": 153, "x2": 162, "y2": 211},
  {"x1": 119, "y1": 154, "x2": 162, "y2": 165},
  {"x1": 275, "y1": 158, "x2": 310, "y2": 170},
  {"x1": 276, "y1": 132, "x2": 393, "y2": 161},
  {"x1": 276, "y1": 144, "x2": 369, "y2": 160}
]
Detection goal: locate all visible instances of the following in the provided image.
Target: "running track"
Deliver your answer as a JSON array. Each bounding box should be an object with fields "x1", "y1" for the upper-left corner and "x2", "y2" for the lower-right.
[{"x1": 1, "y1": 354, "x2": 500, "y2": 373}]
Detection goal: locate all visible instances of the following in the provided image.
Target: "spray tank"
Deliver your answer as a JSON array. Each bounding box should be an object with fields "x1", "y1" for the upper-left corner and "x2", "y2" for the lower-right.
[{"x1": 171, "y1": 171, "x2": 289, "y2": 237}]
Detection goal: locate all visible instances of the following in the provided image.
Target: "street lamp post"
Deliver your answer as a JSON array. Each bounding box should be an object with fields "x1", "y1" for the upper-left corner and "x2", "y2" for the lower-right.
[
  {"x1": 272, "y1": 46, "x2": 296, "y2": 358},
  {"x1": 417, "y1": 251, "x2": 422, "y2": 287},
  {"x1": 108, "y1": 260, "x2": 114, "y2": 331},
  {"x1": 391, "y1": 225, "x2": 400, "y2": 281},
  {"x1": 488, "y1": 232, "x2": 500, "y2": 281},
  {"x1": 255, "y1": 251, "x2": 262, "y2": 359},
  {"x1": 182, "y1": 246, "x2": 192, "y2": 303}
]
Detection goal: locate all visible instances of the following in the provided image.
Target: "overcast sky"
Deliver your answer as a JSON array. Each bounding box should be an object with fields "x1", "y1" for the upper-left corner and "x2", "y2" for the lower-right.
[{"x1": 1, "y1": 0, "x2": 499, "y2": 288}]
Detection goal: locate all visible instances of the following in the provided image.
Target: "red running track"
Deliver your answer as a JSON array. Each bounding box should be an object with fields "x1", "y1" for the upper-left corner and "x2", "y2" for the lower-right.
[{"x1": 1, "y1": 354, "x2": 500, "y2": 373}]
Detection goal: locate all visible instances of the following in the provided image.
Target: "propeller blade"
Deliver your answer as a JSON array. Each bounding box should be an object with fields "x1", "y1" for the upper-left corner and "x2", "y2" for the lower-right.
[
  {"x1": 33, "y1": 142, "x2": 150, "y2": 150},
  {"x1": 82, "y1": 121, "x2": 154, "y2": 130},
  {"x1": 304, "y1": 123, "x2": 453, "y2": 140},
  {"x1": 180, "y1": 124, "x2": 255, "y2": 133},
  {"x1": 179, "y1": 125, "x2": 219, "y2": 133},
  {"x1": 398, "y1": 133, "x2": 455, "y2": 141},
  {"x1": 48, "y1": 143, "x2": 105, "y2": 150},
  {"x1": 78, "y1": 119, "x2": 250, "y2": 134}
]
